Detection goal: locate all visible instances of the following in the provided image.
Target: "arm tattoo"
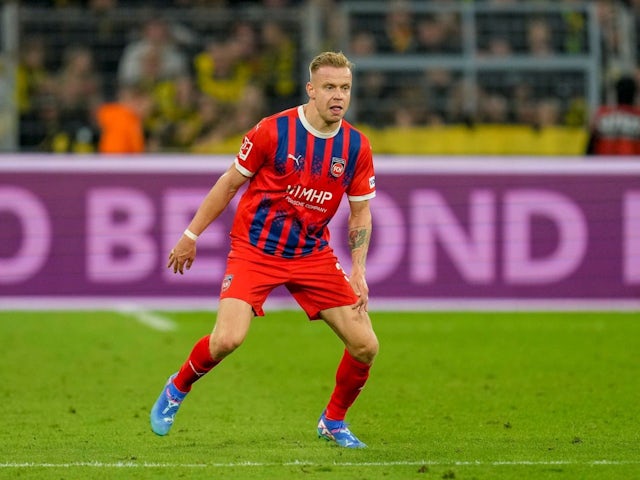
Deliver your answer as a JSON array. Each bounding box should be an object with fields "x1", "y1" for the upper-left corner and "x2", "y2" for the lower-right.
[{"x1": 349, "y1": 228, "x2": 370, "y2": 251}]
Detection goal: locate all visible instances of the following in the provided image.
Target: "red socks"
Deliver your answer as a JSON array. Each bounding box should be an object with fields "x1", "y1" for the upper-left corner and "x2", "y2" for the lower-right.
[
  {"x1": 171, "y1": 339, "x2": 371, "y2": 421},
  {"x1": 325, "y1": 349, "x2": 371, "y2": 421},
  {"x1": 172, "y1": 335, "x2": 220, "y2": 393}
]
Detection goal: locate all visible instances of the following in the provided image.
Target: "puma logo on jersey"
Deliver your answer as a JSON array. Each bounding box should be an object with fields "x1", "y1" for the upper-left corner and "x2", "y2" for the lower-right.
[{"x1": 287, "y1": 153, "x2": 303, "y2": 166}]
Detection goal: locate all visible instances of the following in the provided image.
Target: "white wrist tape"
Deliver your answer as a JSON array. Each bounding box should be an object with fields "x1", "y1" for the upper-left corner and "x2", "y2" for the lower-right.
[{"x1": 183, "y1": 229, "x2": 199, "y2": 241}]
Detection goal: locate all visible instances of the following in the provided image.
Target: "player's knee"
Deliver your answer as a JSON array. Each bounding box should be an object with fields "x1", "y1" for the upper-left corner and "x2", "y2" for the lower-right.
[
  {"x1": 350, "y1": 335, "x2": 379, "y2": 364},
  {"x1": 209, "y1": 333, "x2": 244, "y2": 359}
]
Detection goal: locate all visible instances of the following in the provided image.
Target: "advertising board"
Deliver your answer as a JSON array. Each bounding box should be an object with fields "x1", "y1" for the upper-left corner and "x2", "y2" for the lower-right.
[{"x1": 1, "y1": 156, "x2": 638, "y2": 310}]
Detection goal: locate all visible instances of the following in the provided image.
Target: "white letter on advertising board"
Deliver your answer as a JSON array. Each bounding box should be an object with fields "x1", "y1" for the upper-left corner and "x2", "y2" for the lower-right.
[
  {"x1": 0, "y1": 186, "x2": 51, "y2": 283},
  {"x1": 623, "y1": 191, "x2": 640, "y2": 284},
  {"x1": 87, "y1": 188, "x2": 156, "y2": 282},
  {"x1": 410, "y1": 190, "x2": 495, "y2": 283},
  {"x1": 503, "y1": 190, "x2": 586, "y2": 284}
]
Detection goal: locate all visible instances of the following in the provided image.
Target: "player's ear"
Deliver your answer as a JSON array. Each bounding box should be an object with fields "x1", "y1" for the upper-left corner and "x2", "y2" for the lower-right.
[{"x1": 306, "y1": 81, "x2": 315, "y2": 99}]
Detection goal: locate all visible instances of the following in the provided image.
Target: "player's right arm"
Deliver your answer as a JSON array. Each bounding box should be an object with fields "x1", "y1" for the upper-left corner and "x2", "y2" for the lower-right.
[{"x1": 168, "y1": 163, "x2": 249, "y2": 274}]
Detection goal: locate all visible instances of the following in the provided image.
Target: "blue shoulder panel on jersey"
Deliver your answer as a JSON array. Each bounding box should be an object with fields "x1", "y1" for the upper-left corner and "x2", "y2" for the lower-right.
[{"x1": 275, "y1": 116, "x2": 289, "y2": 175}]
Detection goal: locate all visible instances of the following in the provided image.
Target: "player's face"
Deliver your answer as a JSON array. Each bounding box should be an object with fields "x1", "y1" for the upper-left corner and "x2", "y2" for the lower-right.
[{"x1": 307, "y1": 66, "x2": 352, "y2": 126}]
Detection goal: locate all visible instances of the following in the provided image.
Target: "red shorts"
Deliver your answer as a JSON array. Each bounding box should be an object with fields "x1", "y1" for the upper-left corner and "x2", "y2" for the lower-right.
[{"x1": 219, "y1": 247, "x2": 358, "y2": 319}]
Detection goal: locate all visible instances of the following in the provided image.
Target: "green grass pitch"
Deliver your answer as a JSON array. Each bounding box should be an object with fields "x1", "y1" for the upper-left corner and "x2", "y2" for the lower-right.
[{"x1": 0, "y1": 309, "x2": 638, "y2": 479}]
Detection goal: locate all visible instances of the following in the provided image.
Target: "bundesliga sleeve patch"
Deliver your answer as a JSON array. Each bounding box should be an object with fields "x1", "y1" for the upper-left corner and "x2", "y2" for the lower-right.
[
  {"x1": 369, "y1": 176, "x2": 376, "y2": 188},
  {"x1": 238, "y1": 136, "x2": 253, "y2": 161}
]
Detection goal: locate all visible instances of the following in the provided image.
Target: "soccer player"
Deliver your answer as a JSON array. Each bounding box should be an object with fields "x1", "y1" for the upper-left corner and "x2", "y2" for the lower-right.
[
  {"x1": 586, "y1": 74, "x2": 640, "y2": 156},
  {"x1": 150, "y1": 51, "x2": 378, "y2": 448}
]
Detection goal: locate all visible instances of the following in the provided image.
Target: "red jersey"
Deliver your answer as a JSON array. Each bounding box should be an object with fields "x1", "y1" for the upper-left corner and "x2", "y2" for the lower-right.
[
  {"x1": 231, "y1": 105, "x2": 376, "y2": 258},
  {"x1": 588, "y1": 105, "x2": 640, "y2": 155}
]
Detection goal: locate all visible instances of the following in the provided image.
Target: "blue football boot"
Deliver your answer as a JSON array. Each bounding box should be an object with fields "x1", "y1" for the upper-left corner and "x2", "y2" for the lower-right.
[
  {"x1": 150, "y1": 374, "x2": 187, "y2": 436},
  {"x1": 317, "y1": 411, "x2": 367, "y2": 448}
]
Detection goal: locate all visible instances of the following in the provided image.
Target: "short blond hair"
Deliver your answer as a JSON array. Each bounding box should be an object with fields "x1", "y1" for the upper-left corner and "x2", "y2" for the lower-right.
[{"x1": 308, "y1": 51, "x2": 354, "y2": 78}]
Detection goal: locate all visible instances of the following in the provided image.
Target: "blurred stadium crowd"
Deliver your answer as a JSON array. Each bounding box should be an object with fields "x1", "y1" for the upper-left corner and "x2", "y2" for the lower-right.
[{"x1": 10, "y1": 0, "x2": 640, "y2": 153}]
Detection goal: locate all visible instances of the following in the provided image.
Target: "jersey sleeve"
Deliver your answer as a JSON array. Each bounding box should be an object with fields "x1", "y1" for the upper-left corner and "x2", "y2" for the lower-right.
[
  {"x1": 346, "y1": 136, "x2": 376, "y2": 202},
  {"x1": 234, "y1": 119, "x2": 272, "y2": 177}
]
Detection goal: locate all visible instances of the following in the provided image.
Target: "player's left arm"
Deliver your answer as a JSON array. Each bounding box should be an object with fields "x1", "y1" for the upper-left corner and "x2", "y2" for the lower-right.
[{"x1": 347, "y1": 198, "x2": 372, "y2": 312}]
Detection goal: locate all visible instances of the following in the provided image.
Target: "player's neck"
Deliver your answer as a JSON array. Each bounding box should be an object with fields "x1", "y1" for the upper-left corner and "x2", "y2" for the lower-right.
[{"x1": 301, "y1": 104, "x2": 341, "y2": 136}]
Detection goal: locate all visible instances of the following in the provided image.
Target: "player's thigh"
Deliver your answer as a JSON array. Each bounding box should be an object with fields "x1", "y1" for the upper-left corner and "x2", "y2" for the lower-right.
[
  {"x1": 221, "y1": 253, "x2": 287, "y2": 317},
  {"x1": 288, "y1": 255, "x2": 358, "y2": 319},
  {"x1": 320, "y1": 306, "x2": 378, "y2": 363},
  {"x1": 210, "y1": 297, "x2": 254, "y2": 356}
]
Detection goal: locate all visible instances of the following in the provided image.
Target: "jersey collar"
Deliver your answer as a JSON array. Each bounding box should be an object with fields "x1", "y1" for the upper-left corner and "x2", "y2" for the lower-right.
[{"x1": 298, "y1": 105, "x2": 341, "y2": 139}]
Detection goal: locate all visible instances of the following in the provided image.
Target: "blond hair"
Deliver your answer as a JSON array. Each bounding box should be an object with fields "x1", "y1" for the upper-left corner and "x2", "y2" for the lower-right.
[{"x1": 308, "y1": 51, "x2": 354, "y2": 78}]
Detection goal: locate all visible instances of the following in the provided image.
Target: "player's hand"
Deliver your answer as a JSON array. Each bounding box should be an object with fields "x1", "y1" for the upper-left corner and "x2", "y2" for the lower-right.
[
  {"x1": 349, "y1": 273, "x2": 369, "y2": 313},
  {"x1": 167, "y1": 236, "x2": 196, "y2": 274}
]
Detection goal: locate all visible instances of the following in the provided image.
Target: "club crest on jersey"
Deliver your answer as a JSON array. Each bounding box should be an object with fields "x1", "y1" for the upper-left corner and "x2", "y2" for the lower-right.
[
  {"x1": 221, "y1": 274, "x2": 233, "y2": 292},
  {"x1": 330, "y1": 157, "x2": 345, "y2": 178},
  {"x1": 238, "y1": 136, "x2": 253, "y2": 161}
]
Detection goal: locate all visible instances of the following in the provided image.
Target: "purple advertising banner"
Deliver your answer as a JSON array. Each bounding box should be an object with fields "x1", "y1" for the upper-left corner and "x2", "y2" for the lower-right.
[{"x1": 1, "y1": 156, "x2": 639, "y2": 310}]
